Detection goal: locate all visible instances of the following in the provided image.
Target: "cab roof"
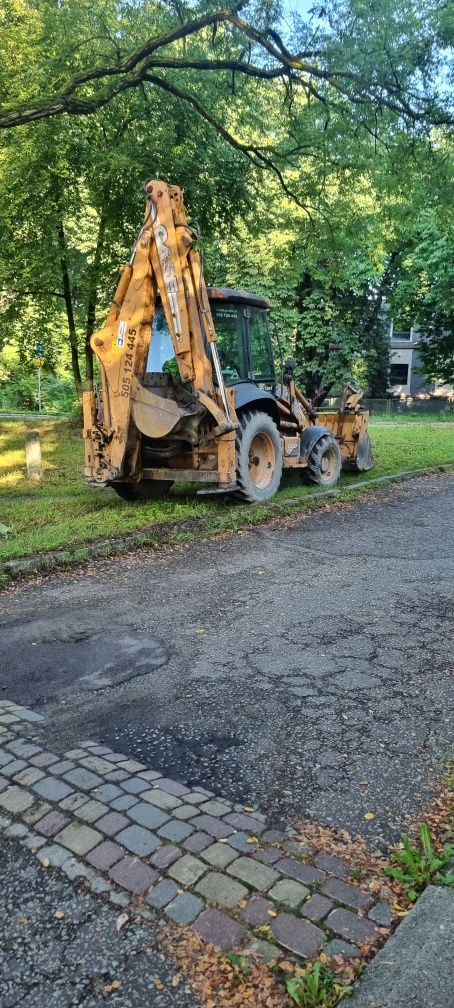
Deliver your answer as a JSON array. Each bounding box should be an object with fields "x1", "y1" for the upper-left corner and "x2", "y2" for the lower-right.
[{"x1": 207, "y1": 286, "x2": 271, "y2": 309}]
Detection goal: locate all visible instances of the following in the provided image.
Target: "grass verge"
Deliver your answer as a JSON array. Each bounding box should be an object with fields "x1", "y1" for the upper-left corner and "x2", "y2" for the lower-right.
[{"x1": 1, "y1": 418, "x2": 453, "y2": 569}]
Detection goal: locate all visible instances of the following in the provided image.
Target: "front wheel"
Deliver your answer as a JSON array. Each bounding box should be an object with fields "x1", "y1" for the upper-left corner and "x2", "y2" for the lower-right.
[
  {"x1": 235, "y1": 410, "x2": 283, "y2": 503},
  {"x1": 301, "y1": 434, "x2": 341, "y2": 488}
]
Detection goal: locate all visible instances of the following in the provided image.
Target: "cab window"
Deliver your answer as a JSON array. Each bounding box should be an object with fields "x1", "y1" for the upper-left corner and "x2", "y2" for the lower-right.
[
  {"x1": 145, "y1": 308, "x2": 175, "y2": 372},
  {"x1": 211, "y1": 304, "x2": 243, "y2": 382},
  {"x1": 248, "y1": 309, "x2": 274, "y2": 379}
]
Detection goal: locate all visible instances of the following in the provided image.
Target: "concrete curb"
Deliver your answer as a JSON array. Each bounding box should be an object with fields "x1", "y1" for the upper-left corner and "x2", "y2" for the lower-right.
[
  {"x1": 1, "y1": 463, "x2": 453, "y2": 583},
  {"x1": 347, "y1": 885, "x2": 454, "y2": 1008}
]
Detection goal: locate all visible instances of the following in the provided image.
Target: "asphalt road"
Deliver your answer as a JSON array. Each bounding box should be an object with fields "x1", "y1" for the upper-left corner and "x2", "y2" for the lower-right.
[{"x1": 2, "y1": 473, "x2": 453, "y2": 848}]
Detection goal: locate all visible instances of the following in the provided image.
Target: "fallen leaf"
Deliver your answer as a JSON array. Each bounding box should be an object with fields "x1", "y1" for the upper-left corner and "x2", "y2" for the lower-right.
[
  {"x1": 111, "y1": 980, "x2": 121, "y2": 990},
  {"x1": 116, "y1": 912, "x2": 128, "y2": 932},
  {"x1": 267, "y1": 910, "x2": 277, "y2": 917},
  {"x1": 358, "y1": 780, "x2": 369, "y2": 786},
  {"x1": 171, "y1": 974, "x2": 181, "y2": 987},
  {"x1": 54, "y1": 910, "x2": 64, "y2": 919},
  {"x1": 247, "y1": 836, "x2": 258, "y2": 844},
  {"x1": 154, "y1": 979, "x2": 165, "y2": 989},
  {"x1": 364, "y1": 812, "x2": 375, "y2": 821},
  {"x1": 42, "y1": 858, "x2": 49, "y2": 868},
  {"x1": 243, "y1": 806, "x2": 255, "y2": 813}
]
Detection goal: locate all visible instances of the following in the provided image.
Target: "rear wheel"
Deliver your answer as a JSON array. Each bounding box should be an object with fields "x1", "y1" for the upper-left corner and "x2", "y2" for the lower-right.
[
  {"x1": 302, "y1": 434, "x2": 341, "y2": 488},
  {"x1": 235, "y1": 409, "x2": 282, "y2": 502},
  {"x1": 110, "y1": 479, "x2": 173, "y2": 502}
]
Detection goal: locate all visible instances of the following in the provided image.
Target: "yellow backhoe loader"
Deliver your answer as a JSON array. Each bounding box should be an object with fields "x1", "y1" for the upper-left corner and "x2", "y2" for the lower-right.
[{"x1": 83, "y1": 180, "x2": 373, "y2": 502}]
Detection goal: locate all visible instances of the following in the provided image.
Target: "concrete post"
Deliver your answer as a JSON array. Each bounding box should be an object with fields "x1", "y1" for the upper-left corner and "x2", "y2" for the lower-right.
[{"x1": 25, "y1": 431, "x2": 42, "y2": 480}]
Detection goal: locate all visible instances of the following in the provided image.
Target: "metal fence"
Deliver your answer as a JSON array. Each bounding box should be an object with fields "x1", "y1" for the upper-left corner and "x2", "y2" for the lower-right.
[{"x1": 325, "y1": 397, "x2": 454, "y2": 415}]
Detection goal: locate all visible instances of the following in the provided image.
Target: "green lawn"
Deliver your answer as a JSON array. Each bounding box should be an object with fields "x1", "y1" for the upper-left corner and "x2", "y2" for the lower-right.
[{"x1": 1, "y1": 418, "x2": 453, "y2": 564}]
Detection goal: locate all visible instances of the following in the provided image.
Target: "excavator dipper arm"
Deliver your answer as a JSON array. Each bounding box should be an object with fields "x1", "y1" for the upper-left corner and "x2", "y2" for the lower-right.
[{"x1": 83, "y1": 181, "x2": 235, "y2": 486}]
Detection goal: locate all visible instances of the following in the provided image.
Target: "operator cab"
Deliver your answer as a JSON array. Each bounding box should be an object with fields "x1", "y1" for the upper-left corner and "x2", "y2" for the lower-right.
[{"x1": 145, "y1": 287, "x2": 275, "y2": 389}]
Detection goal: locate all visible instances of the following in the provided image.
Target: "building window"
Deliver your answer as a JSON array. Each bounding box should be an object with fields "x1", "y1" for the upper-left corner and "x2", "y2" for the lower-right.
[
  {"x1": 390, "y1": 322, "x2": 412, "y2": 341},
  {"x1": 390, "y1": 363, "x2": 409, "y2": 385}
]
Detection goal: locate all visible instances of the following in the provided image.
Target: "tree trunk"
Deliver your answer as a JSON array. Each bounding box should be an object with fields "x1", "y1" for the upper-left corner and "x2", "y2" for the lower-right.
[
  {"x1": 57, "y1": 221, "x2": 83, "y2": 396},
  {"x1": 84, "y1": 212, "x2": 107, "y2": 390}
]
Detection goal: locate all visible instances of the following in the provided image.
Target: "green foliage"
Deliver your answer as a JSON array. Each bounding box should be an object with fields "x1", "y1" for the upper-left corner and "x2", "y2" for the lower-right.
[
  {"x1": 286, "y1": 961, "x2": 352, "y2": 1008},
  {"x1": 0, "y1": 373, "x2": 77, "y2": 413},
  {"x1": 385, "y1": 823, "x2": 454, "y2": 902}
]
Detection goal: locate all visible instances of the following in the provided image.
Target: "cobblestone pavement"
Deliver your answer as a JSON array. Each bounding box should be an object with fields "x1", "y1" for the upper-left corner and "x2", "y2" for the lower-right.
[
  {"x1": 1, "y1": 475, "x2": 453, "y2": 848},
  {"x1": 0, "y1": 834, "x2": 200, "y2": 1007},
  {"x1": 0, "y1": 702, "x2": 393, "y2": 972}
]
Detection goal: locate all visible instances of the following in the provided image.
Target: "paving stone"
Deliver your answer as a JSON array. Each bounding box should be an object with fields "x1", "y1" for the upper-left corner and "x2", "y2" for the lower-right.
[
  {"x1": 95, "y1": 811, "x2": 129, "y2": 836},
  {"x1": 0, "y1": 750, "x2": 13, "y2": 767},
  {"x1": 22, "y1": 800, "x2": 52, "y2": 825},
  {"x1": 321, "y1": 878, "x2": 373, "y2": 912},
  {"x1": 151, "y1": 844, "x2": 181, "y2": 870},
  {"x1": 190, "y1": 814, "x2": 234, "y2": 839},
  {"x1": 33, "y1": 777, "x2": 74, "y2": 802},
  {"x1": 55, "y1": 821, "x2": 102, "y2": 855},
  {"x1": 35, "y1": 810, "x2": 70, "y2": 837},
  {"x1": 59, "y1": 792, "x2": 89, "y2": 812},
  {"x1": 120, "y1": 777, "x2": 149, "y2": 795},
  {"x1": 105, "y1": 770, "x2": 130, "y2": 783},
  {"x1": 368, "y1": 902, "x2": 393, "y2": 926},
  {"x1": 61, "y1": 857, "x2": 95, "y2": 881},
  {"x1": 146, "y1": 879, "x2": 179, "y2": 909},
  {"x1": 314, "y1": 852, "x2": 349, "y2": 878},
  {"x1": 185, "y1": 792, "x2": 211, "y2": 804},
  {"x1": 110, "y1": 794, "x2": 139, "y2": 811},
  {"x1": 201, "y1": 842, "x2": 239, "y2": 869},
  {"x1": 142, "y1": 788, "x2": 181, "y2": 811},
  {"x1": 29, "y1": 752, "x2": 59, "y2": 768},
  {"x1": 138, "y1": 769, "x2": 162, "y2": 782},
  {"x1": 6, "y1": 740, "x2": 41, "y2": 758},
  {"x1": 109, "y1": 891, "x2": 131, "y2": 908},
  {"x1": 129, "y1": 802, "x2": 168, "y2": 830},
  {"x1": 13, "y1": 707, "x2": 44, "y2": 723},
  {"x1": 88, "y1": 745, "x2": 112, "y2": 755},
  {"x1": 228, "y1": 832, "x2": 257, "y2": 853},
  {"x1": 155, "y1": 777, "x2": 189, "y2": 797},
  {"x1": 240, "y1": 895, "x2": 274, "y2": 926},
  {"x1": 301, "y1": 894, "x2": 334, "y2": 922},
  {"x1": 327, "y1": 940, "x2": 362, "y2": 962},
  {"x1": 21, "y1": 832, "x2": 46, "y2": 850},
  {"x1": 276, "y1": 857, "x2": 325, "y2": 886},
  {"x1": 158, "y1": 819, "x2": 194, "y2": 842},
  {"x1": 261, "y1": 829, "x2": 286, "y2": 844},
  {"x1": 63, "y1": 767, "x2": 102, "y2": 791},
  {"x1": 183, "y1": 832, "x2": 214, "y2": 854},
  {"x1": 199, "y1": 800, "x2": 231, "y2": 817},
  {"x1": 102, "y1": 751, "x2": 128, "y2": 763},
  {"x1": 50, "y1": 760, "x2": 76, "y2": 775},
  {"x1": 109, "y1": 855, "x2": 158, "y2": 894},
  {"x1": 173, "y1": 804, "x2": 198, "y2": 821},
  {"x1": 0, "y1": 777, "x2": 8, "y2": 793},
  {"x1": 4, "y1": 821, "x2": 29, "y2": 839},
  {"x1": 166, "y1": 893, "x2": 204, "y2": 925},
  {"x1": 268, "y1": 878, "x2": 309, "y2": 908},
  {"x1": 77, "y1": 799, "x2": 109, "y2": 823},
  {"x1": 116, "y1": 760, "x2": 147, "y2": 772},
  {"x1": 0, "y1": 713, "x2": 20, "y2": 724},
  {"x1": 115, "y1": 824, "x2": 160, "y2": 856},
  {"x1": 64, "y1": 749, "x2": 87, "y2": 759},
  {"x1": 89, "y1": 876, "x2": 112, "y2": 894},
  {"x1": 86, "y1": 840, "x2": 125, "y2": 870},
  {"x1": 228, "y1": 857, "x2": 278, "y2": 891},
  {"x1": 283, "y1": 839, "x2": 313, "y2": 858},
  {"x1": 168, "y1": 854, "x2": 207, "y2": 885},
  {"x1": 0, "y1": 785, "x2": 34, "y2": 813},
  {"x1": 253, "y1": 848, "x2": 281, "y2": 865},
  {"x1": 2, "y1": 759, "x2": 27, "y2": 775},
  {"x1": 325, "y1": 908, "x2": 379, "y2": 944},
  {"x1": 271, "y1": 913, "x2": 325, "y2": 958},
  {"x1": 223, "y1": 812, "x2": 267, "y2": 834},
  {"x1": 80, "y1": 755, "x2": 115, "y2": 774},
  {"x1": 193, "y1": 908, "x2": 245, "y2": 950},
  {"x1": 195, "y1": 870, "x2": 248, "y2": 908},
  {"x1": 37, "y1": 843, "x2": 71, "y2": 867},
  {"x1": 13, "y1": 766, "x2": 44, "y2": 786},
  {"x1": 250, "y1": 939, "x2": 280, "y2": 963}
]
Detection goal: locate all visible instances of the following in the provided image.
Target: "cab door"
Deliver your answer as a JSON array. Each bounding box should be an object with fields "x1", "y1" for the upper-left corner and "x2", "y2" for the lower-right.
[{"x1": 242, "y1": 307, "x2": 276, "y2": 387}]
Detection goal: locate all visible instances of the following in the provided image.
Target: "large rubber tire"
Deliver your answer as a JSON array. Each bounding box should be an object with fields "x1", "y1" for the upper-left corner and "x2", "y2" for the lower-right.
[
  {"x1": 302, "y1": 434, "x2": 342, "y2": 488},
  {"x1": 110, "y1": 479, "x2": 173, "y2": 502},
  {"x1": 235, "y1": 409, "x2": 283, "y2": 502}
]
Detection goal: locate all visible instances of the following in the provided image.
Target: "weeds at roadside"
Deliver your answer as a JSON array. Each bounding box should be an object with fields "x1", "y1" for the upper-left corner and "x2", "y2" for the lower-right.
[
  {"x1": 384, "y1": 822, "x2": 454, "y2": 902},
  {"x1": 284, "y1": 960, "x2": 353, "y2": 1008}
]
